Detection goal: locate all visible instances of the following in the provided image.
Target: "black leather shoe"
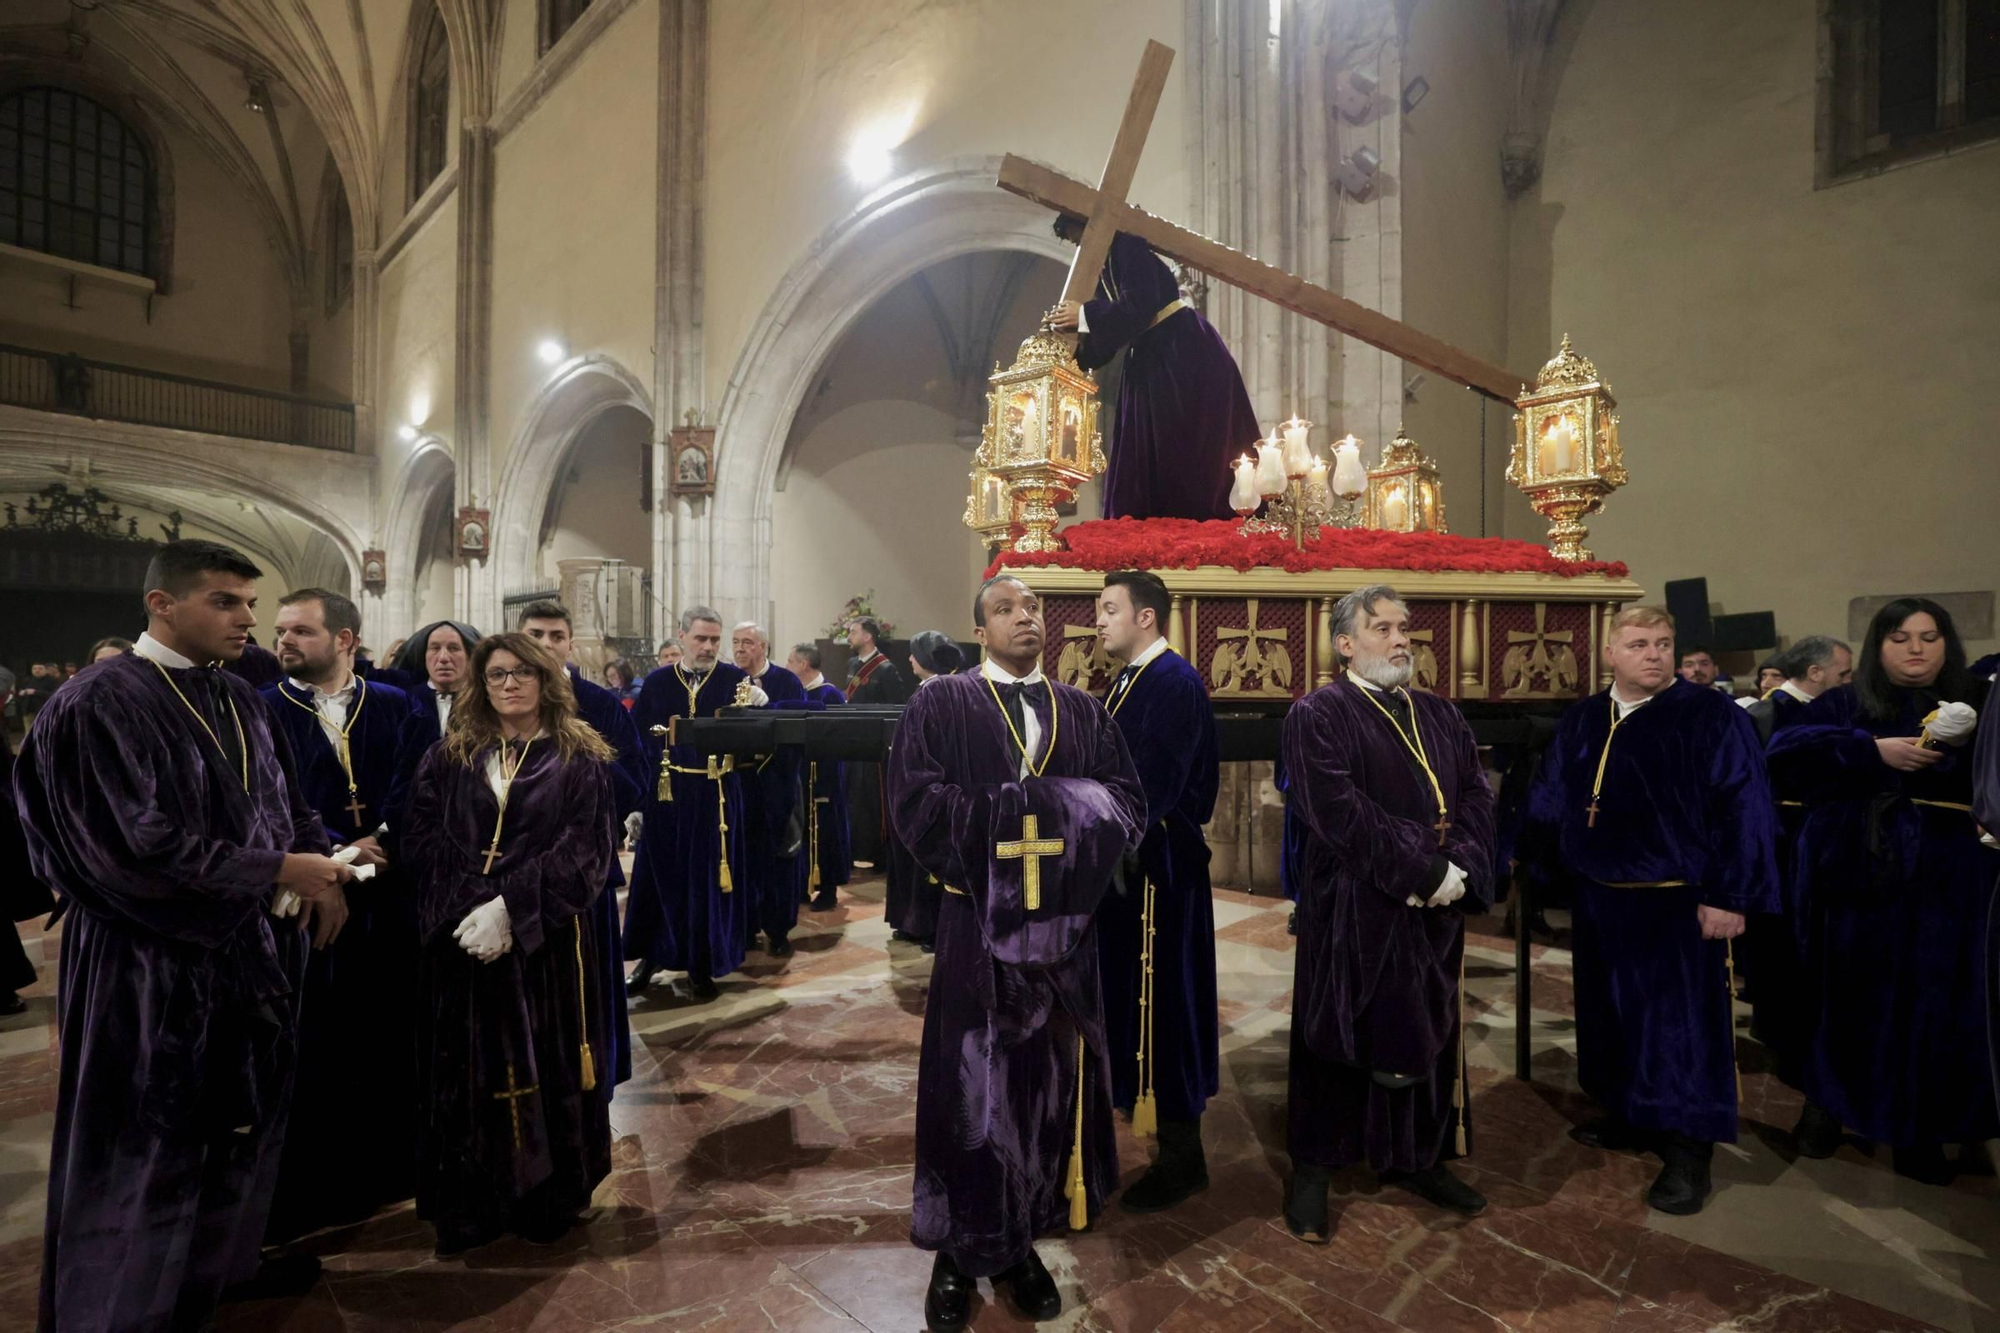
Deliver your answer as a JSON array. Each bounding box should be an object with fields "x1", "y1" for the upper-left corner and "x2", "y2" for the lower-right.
[
  {"x1": 1894, "y1": 1144, "x2": 1956, "y2": 1186},
  {"x1": 1570, "y1": 1115, "x2": 1647, "y2": 1153},
  {"x1": 0, "y1": 991, "x2": 25, "y2": 1017},
  {"x1": 766, "y1": 935, "x2": 794, "y2": 958},
  {"x1": 626, "y1": 968, "x2": 653, "y2": 998},
  {"x1": 1646, "y1": 1140, "x2": 1712, "y2": 1215},
  {"x1": 993, "y1": 1248, "x2": 1061, "y2": 1320},
  {"x1": 1284, "y1": 1162, "x2": 1331, "y2": 1243},
  {"x1": 810, "y1": 890, "x2": 838, "y2": 912},
  {"x1": 688, "y1": 973, "x2": 719, "y2": 1002},
  {"x1": 221, "y1": 1252, "x2": 323, "y2": 1300},
  {"x1": 923, "y1": 1252, "x2": 974, "y2": 1331},
  {"x1": 1382, "y1": 1163, "x2": 1487, "y2": 1216},
  {"x1": 1119, "y1": 1118, "x2": 1209, "y2": 1213},
  {"x1": 1792, "y1": 1103, "x2": 1843, "y2": 1159}
]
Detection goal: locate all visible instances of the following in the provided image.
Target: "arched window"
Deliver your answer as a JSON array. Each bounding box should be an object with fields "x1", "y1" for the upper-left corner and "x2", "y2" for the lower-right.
[
  {"x1": 411, "y1": 8, "x2": 451, "y2": 201},
  {"x1": 0, "y1": 86, "x2": 154, "y2": 278}
]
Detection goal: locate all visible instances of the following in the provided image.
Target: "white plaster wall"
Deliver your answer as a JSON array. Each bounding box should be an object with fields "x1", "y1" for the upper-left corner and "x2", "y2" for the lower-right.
[
  {"x1": 1507, "y1": 0, "x2": 2000, "y2": 650},
  {"x1": 375, "y1": 192, "x2": 459, "y2": 496},
  {"x1": 0, "y1": 119, "x2": 298, "y2": 392},
  {"x1": 539, "y1": 403, "x2": 652, "y2": 580}
]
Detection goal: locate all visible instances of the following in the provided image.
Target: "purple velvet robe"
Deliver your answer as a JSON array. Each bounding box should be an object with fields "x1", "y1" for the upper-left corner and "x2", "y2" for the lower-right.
[
  {"x1": 1282, "y1": 680, "x2": 1496, "y2": 1172},
  {"x1": 886, "y1": 677, "x2": 948, "y2": 939},
  {"x1": 403, "y1": 740, "x2": 616, "y2": 1236},
  {"x1": 804, "y1": 682, "x2": 853, "y2": 891},
  {"x1": 1744, "y1": 687, "x2": 1818, "y2": 1087},
  {"x1": 259, "y1": 676, "x2": 419, "y2": 1241},
  {"x1": 1094, "y1": 648, "x2": 1221, "y2": 1122},
  {"x1": 888, "y1": 673, "x2": 1145, "y2": 1276},
  {"x1": 742, "y1": 662, "x2": 808, "y2": 943},
  {"x1": 626, "y1": 664, "x2": 751, "y2": 979},
  {"x1": 0, "y1": 728, "x2": 52, "y2": 992},
  {"x1": 1767, "y1": 683, "x2": 1999, "y2": 1147},
  {"x1": 14, "y1": 651, "x2": 325, "y2": 1333},
  {"x1": 1075, "y1": 232, "x2": 1260, "y2": 522},
  {"x1": 1520, "y1": 679, "x2": 1780, "y2": 1143},
  {"x1": 569, "y1": 667, "x2": 648, "y2": 1094}
]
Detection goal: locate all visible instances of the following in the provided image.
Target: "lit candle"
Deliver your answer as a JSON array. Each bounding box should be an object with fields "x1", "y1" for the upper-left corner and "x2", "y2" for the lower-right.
[
  {"x1": 1540, "y1": 418, "x2": 1576, "y2": 474},
  {"x1": 1281, "y1": 414, "x2": 1313, "y2": 478},
  {"x1": 1230, "y1": 455, "x2": 1259, "y2": 512},
  {"x1": 1331, "y1": 435, "x2": 1368, "y2": 499},
  {"x1": 1383, "y1": 483, "x2": 1408, "y2": 529},
  {"x1": 984, "y1": 475, "x2": 1005, "y2": 518},
  {"x1": 1255, "y1": 434, "x2": 1288, "y2": 497},
  {"x1": 1307, "y1": 452, "x2": 1328, "y2": 497}
]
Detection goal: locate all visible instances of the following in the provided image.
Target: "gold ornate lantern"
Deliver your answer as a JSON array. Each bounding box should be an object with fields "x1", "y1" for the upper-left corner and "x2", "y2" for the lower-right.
[
  {"x1": 1507, "y1": 334, "x2": 1627, "y2": 561},
  {"x1": 967, "y1": 329, "x2": 1105, "y2": 554},
  {"x1": 961, "y1": 457, "x2": 1015, "y2": 550},
  {"x1": 1364, "y1": 426, "x2": 1447, "y2": 533}
]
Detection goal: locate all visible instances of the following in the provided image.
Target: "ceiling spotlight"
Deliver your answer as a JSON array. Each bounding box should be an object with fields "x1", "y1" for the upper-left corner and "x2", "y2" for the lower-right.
[
  {"x1": 846, "y1": 133, "x2": 895, "y2": 186},
  {"x1": 1337, "y1": 68, "x2": 1377, "y2": 122},
  {"x1": 397, "y1": 424, "x2": 418, "y2": 443},
  {"x1": 536, "y1": 340, "x2": 565, "y2": 366},
  {"x1": 1336, "y1": 145, "x2": 1381, "y2": 198},
  {"x1": 1402, "y1": 75, "x2": 1430, "y2": 115},
  {"x1": 243, "y1": 76, "x2": 269, "y2": 114}
]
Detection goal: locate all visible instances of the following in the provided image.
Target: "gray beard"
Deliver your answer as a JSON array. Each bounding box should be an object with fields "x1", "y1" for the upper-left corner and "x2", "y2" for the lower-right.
[{"x1": 1352, "y1": 654, "x2": 1413, "y2": 690}]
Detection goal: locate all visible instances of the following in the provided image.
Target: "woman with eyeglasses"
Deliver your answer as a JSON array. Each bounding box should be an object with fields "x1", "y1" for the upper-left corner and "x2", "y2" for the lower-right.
[{"x1": 403, "y1": 632, "x2": 619, "y2": 1255}]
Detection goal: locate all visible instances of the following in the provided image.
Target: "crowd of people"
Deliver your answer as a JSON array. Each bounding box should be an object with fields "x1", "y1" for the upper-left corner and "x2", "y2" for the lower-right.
[{"x1": 2, "y1": 538, "x2": 1995, "y2": 1332}]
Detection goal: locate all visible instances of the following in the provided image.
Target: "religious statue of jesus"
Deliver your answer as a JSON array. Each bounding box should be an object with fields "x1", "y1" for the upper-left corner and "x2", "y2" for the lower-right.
[{"x1": 1046, "y1": 215, "x2": 1261, "y2": 522}]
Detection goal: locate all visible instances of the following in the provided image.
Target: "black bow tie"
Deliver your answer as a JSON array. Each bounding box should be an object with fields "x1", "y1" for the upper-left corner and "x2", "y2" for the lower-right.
[{"x1": 996, "y1": 679, "x2": 1047, "y2": 739}]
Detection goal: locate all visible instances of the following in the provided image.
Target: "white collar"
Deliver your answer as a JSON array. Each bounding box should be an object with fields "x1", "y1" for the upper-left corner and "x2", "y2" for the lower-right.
[
  {"x1": 856, "y1": 647, "x2": 881, "y2": 665},
  {"x1": 981, "y1": 657, "x2": 1047, "y2": 687},
  {"x1": 135, "y1": 631, "x2": 196, "y2": 670},
  {"x1": 1609, "y1": 684, "x2": 1663, "y2": 715},
  {"x1": 743, "y1": 660, "x2": 771, "y2": 679},
  {"x1": 802, "y1": 673, "x2": 826, "y2": 692},
  {"x1": 1123, "y1": 636, "x2": 1170, "y2": 671},
  {"x1": 1778, "y1": 679, "x2": 1814, "y2": 704},
  {"x1": 288, "y1": 671, "x2": 355, "y2": 702}
]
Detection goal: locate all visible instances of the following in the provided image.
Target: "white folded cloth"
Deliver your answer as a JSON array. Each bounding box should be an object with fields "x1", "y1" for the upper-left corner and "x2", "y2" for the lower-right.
[
  {"x1": 271, "y1": 844, "x2": 373, "y2": 918},
  {"x1": 1922, "y1": 701, "x2": 1977, "y2": 747}
]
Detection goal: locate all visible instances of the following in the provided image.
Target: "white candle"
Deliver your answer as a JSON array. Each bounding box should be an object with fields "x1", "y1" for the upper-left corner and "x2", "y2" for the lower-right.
[
  {"x1": 1331, "y1": 436, "x2": 1368, "y2": 498},
  {"x1": 1383, "y1": 484, "x2": 1408, "y2": 529},
  {"x1": 1230, "y1": 455, "x2": 1259, "y2": 512},
  {"x1": 1541, "y1": 419, "x2": 1576, "y2": 474},
  {"x1": 1255, "y1": 436, "x2": 1288, "y2": 496},
  {"x1": 1307, "y1": 453, "x2": 1328, "y2": 497},
  {"x1": 1281, "y1": 415, "x2": 1313, "y2": 478}
]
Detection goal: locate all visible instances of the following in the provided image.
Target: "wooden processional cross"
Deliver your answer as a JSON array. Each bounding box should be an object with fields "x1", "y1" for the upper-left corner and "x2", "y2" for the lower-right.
[{"x1": 1000, "y1": 39, "x2": 1527, "y2": 403}]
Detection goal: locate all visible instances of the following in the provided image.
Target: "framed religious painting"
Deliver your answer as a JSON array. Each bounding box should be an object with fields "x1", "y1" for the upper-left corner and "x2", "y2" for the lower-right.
[
  {"x1": 361, "y1": 548, "x2": 387, "y2": 592},
  {"x1": 454, "y1": 506, "x2": 490, "y2": 558},
  {"x1": 669, "y1": 419, "x2": 716, "y2": 497}
]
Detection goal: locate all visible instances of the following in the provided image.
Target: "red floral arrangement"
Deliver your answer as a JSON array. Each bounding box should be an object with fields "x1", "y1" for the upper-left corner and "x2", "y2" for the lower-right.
[{"x1": 987, "y1": 518, "x2": 1629, "y2": 579}]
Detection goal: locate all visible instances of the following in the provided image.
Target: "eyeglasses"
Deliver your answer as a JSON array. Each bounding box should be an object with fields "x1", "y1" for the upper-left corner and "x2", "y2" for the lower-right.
[{"x1": 483, "y1": 667, "x2": 540, "y2": 686}]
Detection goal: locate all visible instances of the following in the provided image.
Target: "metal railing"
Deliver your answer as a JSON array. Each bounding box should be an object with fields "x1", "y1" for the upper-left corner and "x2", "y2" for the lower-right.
[{"x1": 0, "y1": 342, "x2": 356, "y2": 452}]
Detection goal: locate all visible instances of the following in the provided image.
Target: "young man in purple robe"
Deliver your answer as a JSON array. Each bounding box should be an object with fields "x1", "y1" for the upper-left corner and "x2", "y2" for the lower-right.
[
  {"x1": 884, "y1": 631, "x2": 964, "y2": 950},
  {"x1": 1282, "y1": 585, "x2": 1496, "y2": 1240},
  {"x1": 1767, "y1": 600, "x2": 1996, "y2": 1182},
  {"x1": 787, "y1": 642, "x2": 854, "y2": 901},
  {"x1": 888, "y1": 574, "x2": 1146, "y2": 1331},
  {"x1": 1092, "y1": 571, "x2": 1221, "y2": 1212},
  {"x1": 262, "y1": 587, "x2": 417, "y2": 1241},
  {"x1": 14, "y1": 539, "x2": 356, "y2": 1331},
  {"x1": 404, "y1": 632, "x2": 618, "y2": 1254},
  {"x1": 626, "y1": 607, "x2": 753, "y2": 1003},
  {"x1": 1520, "y1": 605, "x2": 1779, "y2": 1215},
  {"x1": 1045, "y1": 217, "x2": 1260, "y2": 521},
  {"x1": 520, "y1": 600, "x2": 650, "y2": 1098},
  {"x1": 732, "y1": 622, "x2": 809, "y2": 950}
]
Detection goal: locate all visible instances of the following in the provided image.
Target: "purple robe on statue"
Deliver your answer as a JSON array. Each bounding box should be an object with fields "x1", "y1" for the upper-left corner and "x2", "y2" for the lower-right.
[
  {"x1": 626, "y1": 663, "x2": 751, "y2": 979},
  {"x1": 1520, "y1": 679, "x2": 1780, "y2": 1144},
  {"x1": 1767, "y1": 683, "x2": 1998, "y2": 1147},
  {"x1": 404, "y1": 739, "x2": 616, "y2": 1239},
  {"x1": 1095, "y1": 647, "x2": 1221, "y2": 1122},
  {"x1": 1075, "y1": 231, "x2": 1260, "y2": 522},
  {"x1": 888, "y1": 673, "x2": 1145, "y2": 1276},
  {"x1": 13, "y1": 650, "x2": 325, "y2": 1333},
  {"x1": 1283, "y1": 679, "x2": 1496, "y2": 1172}
]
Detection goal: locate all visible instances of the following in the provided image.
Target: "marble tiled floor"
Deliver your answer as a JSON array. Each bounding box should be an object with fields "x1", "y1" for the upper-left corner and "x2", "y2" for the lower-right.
[{"x1": 0, "y1": 878, "x2": 1995, "y2": 1331}]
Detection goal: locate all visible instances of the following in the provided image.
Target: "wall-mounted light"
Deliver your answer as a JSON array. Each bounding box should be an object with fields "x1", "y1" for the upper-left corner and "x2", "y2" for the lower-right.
[
  {"x1": 243, "y1": 76, "x2": 269, "y2": 114},
  {"x1": 1336, "y1": 68, "x2": 1377, "y2": 122},
  {"x1": 397, "y1": 424, "x2": 419, "y2": 443},
  {"x1": 1402, "y1": 76, "x2": 1430, "y2": 115},
  {"x1": 537, "y1": 339, "x2": 566, "y2": 366},
  {"x1": 1336, "y1": 145, "x2": 1381, "y2": 198},
  {"x1": 846, "y1": 128, "x2": 896, "y2": 186}
]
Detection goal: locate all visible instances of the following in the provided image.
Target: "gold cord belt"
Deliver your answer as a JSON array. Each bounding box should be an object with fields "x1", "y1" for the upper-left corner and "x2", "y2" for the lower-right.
[
  {"x1": 1911, "y1": 798, "x2": 1974, "y2": 814},
  {"x1": 1146, "y1": 298, "x2": 1186, "y2": 330},
  {"x1": 1593, "y1": 879, "x2": 1690, "y2": 889}
]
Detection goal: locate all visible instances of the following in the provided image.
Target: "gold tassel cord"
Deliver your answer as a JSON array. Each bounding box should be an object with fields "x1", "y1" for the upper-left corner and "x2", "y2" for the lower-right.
[
  {"x1": 649, "y1": 724, "x2": 674, "y2": 801},
  {"x1": 1132, "y1": 876, "x2": 1158, "y2": 1137},
  {"x1": 1066, "y1": 1033, "x2": 1090, "y2": 1230},
  {"x1": 1454, "y1": 944, "x2": 1468, "y2": 1156},
  {"x1": 808, "y1": 761, "x2": 822, "y2": 890},
  {"x1": 574, "y1": 917, "x2": 597, "y2": 1092},
  {"x1": 711, "y1": 755, "x2": 735, "y2": 892},
  {"x1": 1724, "y1": 936, "x2": 1743, "y2": 1102}
]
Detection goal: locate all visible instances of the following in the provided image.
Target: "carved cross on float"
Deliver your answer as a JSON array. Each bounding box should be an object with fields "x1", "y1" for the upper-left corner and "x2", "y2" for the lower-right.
[
  {"x1": 1501, "y1": 603, "x2": 1581, "y2": 699},
  {"x1": 1211, "y1": 599, "x2": 1292, "y2": 698}
]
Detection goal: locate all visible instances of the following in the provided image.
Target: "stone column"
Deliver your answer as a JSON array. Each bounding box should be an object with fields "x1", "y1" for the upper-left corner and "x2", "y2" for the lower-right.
[
  {"x1": 557, "y1": 557, "x2": 611, "y2": 676},
  {"x1": 656, "y1": 0, "x2": 708, "y2": 627},
  {"x1": 454, "y1": 120, "x2": 497, "y2": 624}
]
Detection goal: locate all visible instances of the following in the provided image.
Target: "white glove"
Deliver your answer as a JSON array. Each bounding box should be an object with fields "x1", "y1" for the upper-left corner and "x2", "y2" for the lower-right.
[
  {"x1": 454, "y1": 896, "x2": 512, "y2": 962},
  {"x1": 624, "y1": 811, "x2": 644, "y2": 845},
  {"x1": 1921, "y1": 702, "x2": 1977, "y2": 747},
  {"x1": 744, "y1": 682, "x2": 770, "y2": 707},
  {"x1": 272, "y1": 844, "x2": 375, "y2": 918},
  {"x1": 1425, "y1": 861, "x2": 1469, "y2": 909}
]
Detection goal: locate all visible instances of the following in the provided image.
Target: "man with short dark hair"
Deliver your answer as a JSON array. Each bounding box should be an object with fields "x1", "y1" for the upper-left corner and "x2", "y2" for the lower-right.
[
  {"x1": 1093, "y1": 570, "x2": 1221, "y2": 1213},
  {"x1": 1282, "y1": 584, "x2": 1497, "y2": 1239},
  {"x1": 15, "y1": 539, "x2": 354, "y2": 1329},
  {"x1": 788, "y1": 642, "x2": 854, "y2": 902},
  {"x1": 1678, "y1": 645, "x2": 1722, "y2": 690},
  {"x1": 732, "y1": 621, "x2": 810, "y2": 945},
  {"x1": 519, "y1": 599, "x2": 648, "y2": 1094},
  {"x1": 888, "y1": 573, "x2": 1146, "y2": 1328},
  {"x1": 843, "y1": 616, "x2": 909, "y2": 869},
  {"x1": 262, "y1": 586, "x2": 417, "y2": 1240}
]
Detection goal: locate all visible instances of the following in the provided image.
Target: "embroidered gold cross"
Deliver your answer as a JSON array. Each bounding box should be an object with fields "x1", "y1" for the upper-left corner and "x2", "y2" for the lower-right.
[
  {"x1": 996, "y1": 815, "x2": 1065, "y2": 911},
  {"x1": 491, "y1": 1061, "x2": 539, "y2": 1150}
]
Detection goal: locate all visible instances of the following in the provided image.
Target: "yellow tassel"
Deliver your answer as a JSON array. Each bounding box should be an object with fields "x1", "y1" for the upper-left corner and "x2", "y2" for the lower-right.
[
  {"x1": 650, "y1": 724, "x2": 673, "y2": 801},
  {"x1": 1066, "y1": 1034, "x2": 1089, "y2": 1230},
  {"x1": 714, "y1": 756, "x2": 733, "y2": 893},
  {"x1": 1453, "y1": 945, "x2": 1468, "y2": 1156},
  {"x1": 574, "y1": 920, "x2": 597, "y2": 1092},
  {"x1": 579, "y1": 1040, "x2": 597, "y2": 1093},
  {"x1": 1136, "y1": 877, "x2": 1157, "y2": 1137},
  {"x1": 1133, "y1": 1092, "x2": 1158, "y2": 1137},
  {"x1": 808, "y1": 763, "x2": 822, "y2": 889}
]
